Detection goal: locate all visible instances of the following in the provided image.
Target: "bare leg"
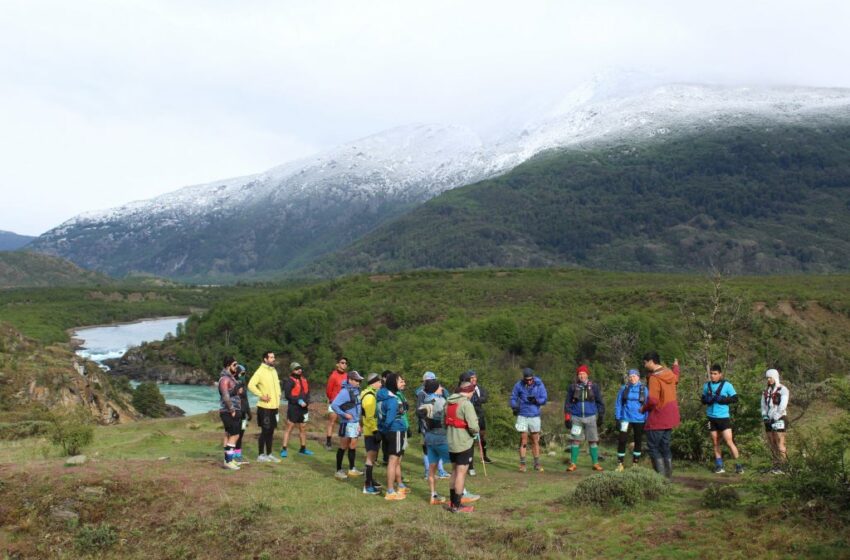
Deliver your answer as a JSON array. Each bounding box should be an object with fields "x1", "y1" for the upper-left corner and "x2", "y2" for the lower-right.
[
  {"x1": 720, "y1": 429, "x2": 739, "y2": 459},
  {"x1": 711, "y1": 430, "x2": 721, "y2": 459}
]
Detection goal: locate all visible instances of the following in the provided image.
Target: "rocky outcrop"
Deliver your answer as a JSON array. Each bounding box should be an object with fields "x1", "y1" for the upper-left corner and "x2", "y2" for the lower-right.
[{"x1": 104, "y1": 348, "x2": 210, "y2": 385}]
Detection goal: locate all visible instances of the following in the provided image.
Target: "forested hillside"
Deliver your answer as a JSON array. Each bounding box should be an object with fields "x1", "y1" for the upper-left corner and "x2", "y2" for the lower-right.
[{"x1": 309, "y1": 125, "x2": 850, "y2": 276}]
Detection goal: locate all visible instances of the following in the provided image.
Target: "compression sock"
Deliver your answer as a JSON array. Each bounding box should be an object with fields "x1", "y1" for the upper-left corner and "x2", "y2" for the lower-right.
[
  {"x1": 224, "y1": 445, "x2": 235, "y2": 463},
  {"x1": 589, "y1": 445, "x2": 599, "y2": 464},
  {"x1": 632, "y1": 451, "x2": 642, "y2": 463},
  {"x1": 571, "y1": 445, "x2": 580, "y2": 464},
  {"x1": 365, "y1": 464, "x2": 374, "y2": 487},
  {"x1": 348, "y1": 449, "x2": 356, "y2": 470},
  {"x1": 715, "y1": 457, "x2": 723, "y2": 467},
  {"x1": 449, "y1": 489, "x2": 459, "y2": 508},
  {"x1": 336, "y1": 448, "x2": 345, "y2": 471}
]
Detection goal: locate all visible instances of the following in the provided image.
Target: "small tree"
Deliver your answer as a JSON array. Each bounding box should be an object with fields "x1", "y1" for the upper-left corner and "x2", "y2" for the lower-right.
[
  {"x1": 49, "y1": 406, "x2": 94, "y2": 456},
  {"x1": 132, "y1": 382, "x2": 167, "y2": 418}
]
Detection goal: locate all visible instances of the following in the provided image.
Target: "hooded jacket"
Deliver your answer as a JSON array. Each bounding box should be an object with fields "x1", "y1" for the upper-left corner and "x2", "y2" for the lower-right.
[
  {"x1": 331, "y1": 380, "x2": 362, "y2": 423},
  {"x1": 509, "y1": 377, "x2": 548, "y2": 418},
  {"x1": 218, "y1": 369, "x2": 241, "y2": 414},
  {"x1": 615, "y1": 381, "x2": 648, "y2": 423},
  {"x1": 417, "y1": 391, "x2": 448, "y2": 446},
  {"x1": 376, "y1": 387, "x2": 406, "y2": 433},
  {"x1": 445, "y1": 392, "x2": 479, "y2": 453},
  {"x1": 761, "y1": 371, "x2": 790, "y2": 421},
  {"x1": 565, "y1": 380, "x2": 605, "y2": 418},
  {"x1": 360, "y1": 384, "x2": 379, "y2": 436},
  {"x1": 247, "y1": 363, "x2": 281, "y2": 410},
  {"x1": 642, "y1": 365, "x2": 680, "y2": 430}
]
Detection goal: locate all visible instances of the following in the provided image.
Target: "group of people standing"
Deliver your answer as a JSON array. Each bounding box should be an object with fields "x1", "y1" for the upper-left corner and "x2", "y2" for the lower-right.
[{"x1": 215, "y1": 349, "x2": 792, "y2": 513}]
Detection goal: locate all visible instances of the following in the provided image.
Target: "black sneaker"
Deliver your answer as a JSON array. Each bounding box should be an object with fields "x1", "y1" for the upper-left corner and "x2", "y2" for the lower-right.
[
  {"x1": 482, "y1": 456, "x2": 494, "y2": 464},
  {"x1": 735, "y1": 464, "x2": 744, "y2": 475}
]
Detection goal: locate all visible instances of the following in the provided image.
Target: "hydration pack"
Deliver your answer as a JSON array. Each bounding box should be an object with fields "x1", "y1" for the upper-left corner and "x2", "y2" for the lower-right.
[
  {"x1": 704, "y1": 380, "x2": 726, "y2": 400},
  {"x1": 763, "y1": 385, "x2": 783, "y2": 406},
  {"x1": 620, "y1": 383, "x2": 646, "y2": 406},
  {"x1": 445, "y1": 402, "x2": 469, "y2": 429}
]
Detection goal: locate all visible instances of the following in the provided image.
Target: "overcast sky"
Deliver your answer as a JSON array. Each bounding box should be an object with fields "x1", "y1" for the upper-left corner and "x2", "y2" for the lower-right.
[{"x1": 2, "y1": 0, "x2": 849, "y2": 236}]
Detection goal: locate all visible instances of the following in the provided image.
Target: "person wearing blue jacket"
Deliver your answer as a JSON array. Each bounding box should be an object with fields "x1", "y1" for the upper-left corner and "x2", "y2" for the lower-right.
[
  {"x1": 509, "y1": 367, "x2": 548, "y2": 472},
  {"x1": 331, "y1": 371, "x2": 364, "y2": 480},
  {"x1": 701, "y1": 364, "x2": 742, "y2": 474},
  {"x1": 614, "y1": 369, "x2": 648, "y2": 471},
  {"x1": 377, "y1": 373, "x2": 408, "y2": 500},
  {"x1": 565, "y1": 365, "x2": 605, "y2": 472}
]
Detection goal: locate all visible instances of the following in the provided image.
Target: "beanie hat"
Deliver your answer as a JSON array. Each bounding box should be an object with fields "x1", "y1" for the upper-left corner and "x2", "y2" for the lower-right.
[
  {"x1": 627, "y1": 368, "x2": 641, "y2": 377},
  {"x1": 576, "y1": 365, "x2": 590, "y2": 376}
]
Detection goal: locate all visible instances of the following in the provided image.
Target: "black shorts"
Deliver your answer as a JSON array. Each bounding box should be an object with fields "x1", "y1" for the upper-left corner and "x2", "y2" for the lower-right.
[
  {"x1": 220, "y1": 411, "x2": 241, "y2": 436},
  {"x1": 765, "y1": 416, "x2": 788, "y2": 433},
  {"x1": 449, "y1": 447, "x2": 474, "y2": 466},
  {"x1": 257, "y1": 407, "x2": 278, "y2": 430},
  {"x1": 383, "y1": 431, "x2": 406, "y2": 456},
  {"x1": 287, "y1": 406, "x2": 307, "y2": 424},
  {"x1": 364, "y1": 433, "x2": 381, "y2": 453},
  {"x1": 707, "y1": 417, "x2": 732, "y2": 432}
]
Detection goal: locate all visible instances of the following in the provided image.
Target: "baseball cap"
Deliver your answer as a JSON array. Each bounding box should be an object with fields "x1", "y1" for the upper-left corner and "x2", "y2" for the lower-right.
[
  {"x1": 348, "y1": 370, "x2": 364, "y2": 381},
  {"x1": 290, "y1": 361, "x2": 302, "y2": 371},
  {"x1": 422, "y1": 371, "x2": 436, "y2": 381}
]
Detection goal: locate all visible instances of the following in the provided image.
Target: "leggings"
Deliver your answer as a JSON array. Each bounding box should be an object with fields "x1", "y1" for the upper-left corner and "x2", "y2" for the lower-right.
[
  {"x1": 259, "y1": 427, "x2": 275, "y2": 455},
  {"x1": 617, "y1": 422, "x2": 644, "y2": 456}
]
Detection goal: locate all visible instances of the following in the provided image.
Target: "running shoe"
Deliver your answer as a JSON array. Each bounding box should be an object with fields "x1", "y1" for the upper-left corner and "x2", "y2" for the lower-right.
[
  {"x1": 397, "y1": 484, "x2": 410, "y2": 494},
  {"x1": 299, "y1": 449, "x2": 314, "y2": 456},
  {"x1": 713, "y1": 465, "x2": 726, "y2": 474},
  {"x1": 735, "y1": 464, "x2": 744, "y2": 475},
  {"x1": 445, "y1": 504, "x2": 474, "y2": 513},
  {"x1": 519, "y1": 463, "x2": 527, "y2": 473},
  {"x1": 534, "y1": 464, "x2": 544, "y2": 473},
  {"x1": 335, "y1": 469, "x2": 349, "y2": 480},
  {"x1": 223, "y1": 461, "x2": 240, "y2": 471},
  {"x1": 430, "y1": 494, "x2": 447, "y2": 505},
  {"x1": 566, "y1": 463, "x2": 577, "y2": 472},
  {"x1": 616, "y1": 463, "x2": 625, "y2": 472},
  {"x1": 461, "y1": 490, "x2": 480, "y2": 504},
  {"x1": 362, "y1": 486, "x2": 381, "y2": 495},
  {"x1": 385, "y1": 491, "x2": 406, "y2": 501},
  {"x1": 256, "y1": 454, "x2": 271, "y2": 463},
  {"x1": 268, "y1": 455, "x2": 282, "y2": 463},
  {"x1": 468, "y1": 468, "x2": 477, "y2": 477},
  {"x1": 348, "y1": 468, "x2": 363, "y2": 477},
  {"x1": 592, "y1": 463, "x2": 603, "y2": 472},
  {"x1": 279, "y1": 449, "x2": 288, "y2": 458},
  {"x1": 437, "y1": 471, "x2": 451, "y2": 479}
]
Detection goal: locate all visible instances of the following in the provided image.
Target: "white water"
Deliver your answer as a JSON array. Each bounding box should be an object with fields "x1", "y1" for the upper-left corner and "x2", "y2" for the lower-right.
[{"x1": 73, "y1": 317, "x2": 253, "y2": 416}]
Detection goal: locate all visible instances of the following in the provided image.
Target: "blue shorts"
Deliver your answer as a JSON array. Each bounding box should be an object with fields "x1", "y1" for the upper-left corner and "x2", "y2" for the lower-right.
[{"x1": 426, "y1": 443, "x2": 450, "y2": 465}]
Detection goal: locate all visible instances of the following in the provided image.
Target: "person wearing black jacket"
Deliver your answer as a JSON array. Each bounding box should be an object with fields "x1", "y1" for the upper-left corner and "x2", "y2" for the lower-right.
[{"x1": 233, "y1": 364, "x2": 252, "y2": 464}]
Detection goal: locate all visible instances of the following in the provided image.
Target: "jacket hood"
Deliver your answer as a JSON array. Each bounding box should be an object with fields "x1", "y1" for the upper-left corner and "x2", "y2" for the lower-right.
[
  {"x1": 376, "y1": 387, "x2": 394, "y2": 402},
  {"x1": 447, "y1": 392, "x2": 469, "y2": 404},
  {"x1": 765, "y1": 369, "x2": 780, "y2": 384},
  {"x1": 651, "y1": 367, "x2": 677, "y2": 383}
]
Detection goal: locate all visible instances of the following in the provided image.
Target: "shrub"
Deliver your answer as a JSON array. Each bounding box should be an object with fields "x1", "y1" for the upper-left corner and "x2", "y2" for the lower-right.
[
  {"x1": 132, "y1": 382, "x2": 167, "y2": 417},
  {"x1": 0, "y1": 420, "x2": 51, "y2": 440},
  {"x1": 75, "y1": 523, "x2": 118, "y2": 552},
  {"x1": 49, "y1": 407, "x2": 94, "y2": 456},
  {"x1": 572, "y1": 467, "x2": 669, "y2": 507},
  {"x1": 701, "y1": 484, "x2": 740, "y2": 509},
  {"x1": 671, "y1": 419, "x2": 713, "y2": 462}
]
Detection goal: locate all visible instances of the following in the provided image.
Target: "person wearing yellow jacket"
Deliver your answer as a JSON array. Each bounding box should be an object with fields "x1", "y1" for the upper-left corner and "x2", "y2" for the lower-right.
[
  {"x1": 248, "y1": 351, "x2": 282, "y2": 463},
  {"x1": 359, "y1": 373, "x2": 383, "y2": 495}
]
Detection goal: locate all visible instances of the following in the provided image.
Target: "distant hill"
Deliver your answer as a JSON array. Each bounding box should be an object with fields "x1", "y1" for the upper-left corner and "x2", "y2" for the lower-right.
[
  {"x1": 0, "y1": 251, "x2": 112, "y2": 288},
  {"x1": 308, "y1": 124, "x2": 850, "y2": 275},
  {"x1": 0, "y1": 230, "x2": 35, "y2": 251}
]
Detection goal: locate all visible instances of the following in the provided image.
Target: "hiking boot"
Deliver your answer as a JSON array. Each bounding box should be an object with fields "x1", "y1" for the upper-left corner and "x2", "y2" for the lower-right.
[
  {"x1": 533, "y1": 464, "x2": 544, "y2": 473},
  {"x1": 430, "y1": 494, "x2": 447, "y2": 505},
  {"x1": 519, "y1": 463, "x2": 527, "y2": 473},
  {"x1": 461, "y1": 491, "x2": 480, "y2": 504},
  {"x1": 437, "y1": 471, "x2": 451, "y2": 479},
  {"x1": 397, "y1": 484, "x2": 410, "y2": 495},
  {"x1": 256, "y1": 454, "x2": 271, "y2": 463},
  {"x1": 362, "y1": 486, "x2": 381, "y2": 495},
  {"x1": 566, "y1": 463, "x2": 577, "y2": 472},
  {"x1": 735, "y1": 464, "x2": 744, "y2": 475},
  {"x1": 268, "y1": 455, "x2": 282, "y2": 463},
  {"x1": 592, "y1": 463, "x2": 604, "y2": 472},
  {"x1": 663, "y1": 458, "x2": 673, "y2": 479},
  {"x1": 468, "y1": 468, "x2": 477, "y2": 477},
  {"x1": 713, "y1": 465, "x2": 726, "y2": 474},
  {"x1": 348, "y1": 468, "x2": 363, "y2": 477},
  {"x1": 223, "y1": 460, "x2": 240, "y2": 471},
  {"x1": 299, "y1": 448, "x2": 314, "y2": 456},
  {"x1": 616, "y1": 463, "x2": 625, "y2": 472},
  {"x1": 279, "y1": 449, "x2": 288, "y2": 458},
  {"x1": 334, "y1": 469, "x2": 348, "y2": 480},
  {"x1": 385, "y1": 490, "x2": 406, "y2": 501}
]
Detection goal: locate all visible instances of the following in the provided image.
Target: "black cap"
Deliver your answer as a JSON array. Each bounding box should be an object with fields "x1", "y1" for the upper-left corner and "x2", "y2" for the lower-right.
[{"x1": 522, "y1": 367, "x2": 534, "y2": 378}]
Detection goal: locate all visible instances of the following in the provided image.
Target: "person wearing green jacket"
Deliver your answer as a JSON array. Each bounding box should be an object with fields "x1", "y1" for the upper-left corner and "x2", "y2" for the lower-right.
[
  {"x1": 445, "y1": 381, "x2": 480, "y2": 513},
  {"x1": 248, "y1": 351, "x2": 282, "y2": 463}
]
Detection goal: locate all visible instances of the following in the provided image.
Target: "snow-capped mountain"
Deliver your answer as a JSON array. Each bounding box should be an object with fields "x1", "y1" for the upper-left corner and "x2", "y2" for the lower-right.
[{"x1": 29, "y1": 79, "x2": 850, "y2": 279}]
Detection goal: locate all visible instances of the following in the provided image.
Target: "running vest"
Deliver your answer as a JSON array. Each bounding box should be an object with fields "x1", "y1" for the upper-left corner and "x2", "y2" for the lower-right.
[
  {"x1": 704, "y1": 380, "x2": 726, "y2": 399},
  {"x1": 763, "y1": 384, "x2": 783, "y2": 406},
  {"x1": 445, "y1": 402, "x2": 468, "y2": 429},
  {"x1": 621, "y1": 383, "x2": 647, "y2": 406}
]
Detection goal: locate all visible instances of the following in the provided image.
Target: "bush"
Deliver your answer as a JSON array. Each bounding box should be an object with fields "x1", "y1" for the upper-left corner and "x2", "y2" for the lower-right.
[
  {"x1": 701, "y1": 484, "x2": 740, "y2": 509},
  {"x1": 572, "y1": 467, "x2": 669, "y2": 507},
  {"x1": 671, "y1": 419, "x2": 713, "y2": 462},
  {"x1": 49, "y1": 407, "x2": 94, "y2": 456},
  {"x1": 132, "y1": 382, "x2": 167, "y2": 417},
  {"x1": 0, "y1": 420, "x2": 51, "y2": 440},
  {"x1": 75, "y1": 523, "x2": 118, "y2": 552}
]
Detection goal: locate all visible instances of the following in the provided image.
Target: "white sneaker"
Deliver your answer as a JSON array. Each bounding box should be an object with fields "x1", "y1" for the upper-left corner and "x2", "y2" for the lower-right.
[
  {"x1": 348, "y1": 468, "x2": 363, "y2": 477},
  {"x1": 257, "y1": 454, "x2": 271, "y2": 463},
  {"x1": 335, "y1": 469, "x2": 348, "y2": 480},
  {"x1": 268, "y1": 455, "x2": 282, "y2": 463},
  {"x1": 223, "y1": 461, "x2": 240, "y2": 470}
]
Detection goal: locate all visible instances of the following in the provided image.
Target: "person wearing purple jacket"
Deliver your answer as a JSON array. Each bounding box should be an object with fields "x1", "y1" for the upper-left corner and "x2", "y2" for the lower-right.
[{"x1": 509, "y1": 368, "x2": 548, "y2": 472}]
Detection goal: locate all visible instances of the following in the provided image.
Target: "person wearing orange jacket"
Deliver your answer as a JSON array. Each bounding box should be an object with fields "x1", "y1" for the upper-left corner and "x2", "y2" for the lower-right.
[
  {"x1": 640, "y1": 352, "x2": 680, "y2": 479},
  {"x1": 325, "y1": 356, "x2": 349, "y2": 450}
]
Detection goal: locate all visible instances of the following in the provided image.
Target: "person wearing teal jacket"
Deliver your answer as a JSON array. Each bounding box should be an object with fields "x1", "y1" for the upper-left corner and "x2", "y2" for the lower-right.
[{"x1": 701, "y1": 364, "x2": 742, "y2": 474}]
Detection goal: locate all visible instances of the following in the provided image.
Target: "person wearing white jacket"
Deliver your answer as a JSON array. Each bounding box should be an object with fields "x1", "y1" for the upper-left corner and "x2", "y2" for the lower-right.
[{"x1": 761, "y1": 369, "x2": 790, "y2": 474}]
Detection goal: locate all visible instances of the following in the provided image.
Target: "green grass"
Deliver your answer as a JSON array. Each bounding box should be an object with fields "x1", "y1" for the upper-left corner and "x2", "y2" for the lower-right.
[{"x1": 1, "y1": 413, "x2": 848, "y2": 559}]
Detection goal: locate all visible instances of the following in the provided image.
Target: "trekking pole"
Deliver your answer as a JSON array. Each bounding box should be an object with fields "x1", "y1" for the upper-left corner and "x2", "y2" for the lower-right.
[{"x1": 477, "y1": 436, "x2": 488, "y2": 477}]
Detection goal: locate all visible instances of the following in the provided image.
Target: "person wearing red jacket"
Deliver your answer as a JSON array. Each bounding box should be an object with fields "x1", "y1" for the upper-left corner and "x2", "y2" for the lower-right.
[
  {"x1": 640, "y1": 352, "x2": 680, "y2": 479},
  {"x1": 324, "y1": 356, "x2": 349, "y2": 450}
]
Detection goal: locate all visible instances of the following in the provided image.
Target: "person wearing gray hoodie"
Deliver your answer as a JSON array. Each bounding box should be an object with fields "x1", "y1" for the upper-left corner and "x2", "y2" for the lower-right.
[{"x1": 761, "y1": 368, "x2": 790, "y2": 474}]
